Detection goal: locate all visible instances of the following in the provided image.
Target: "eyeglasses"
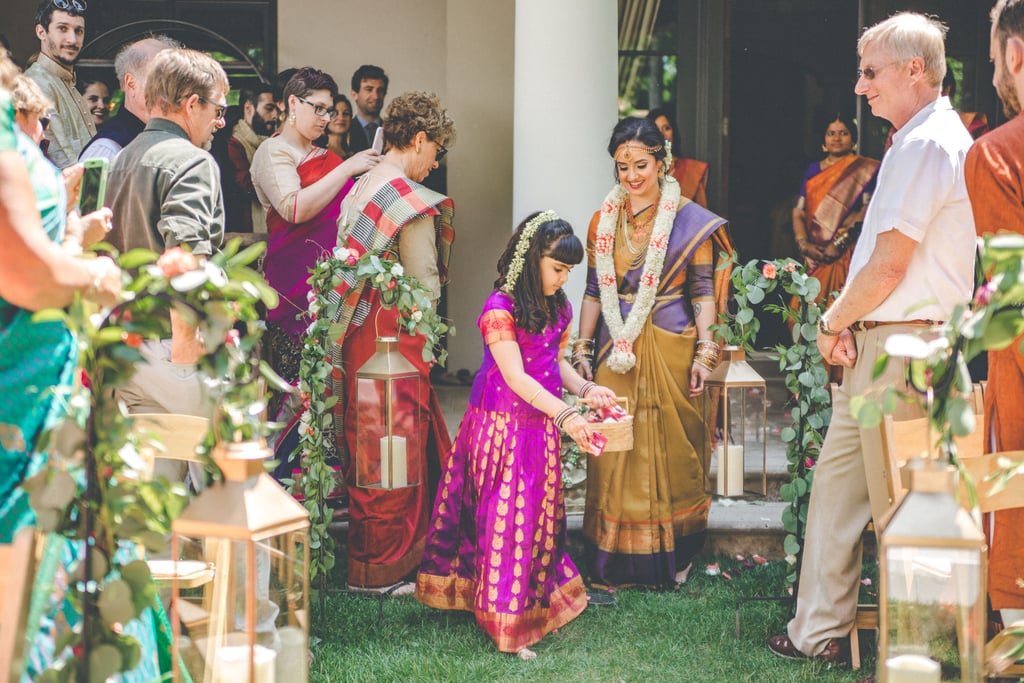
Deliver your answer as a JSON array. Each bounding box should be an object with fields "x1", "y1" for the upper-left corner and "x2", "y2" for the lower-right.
[
  {"x1": 52, "y1": 0, "x2": 87, "y2": 11},
  {"x1": 434, "y1": 141, "x2": 448, "y2": 162},
  {"x1": 40, "y1": 114, "x2": 52, "y2": 131},
  {"x1": 856, "y1": 62, "x2": 898, "y2": 80},
  {"x1": 197, "y1": 96, "x2": 227, "y2": 120},
  {"x1": 296, "y1": 96, "x2": 337, "y2": 120}
]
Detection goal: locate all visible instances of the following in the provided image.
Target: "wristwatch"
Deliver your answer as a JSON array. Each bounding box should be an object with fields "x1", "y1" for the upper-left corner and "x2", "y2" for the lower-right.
[{"x1": 818, "y1": 317, "x2": 841, "y2": 337}]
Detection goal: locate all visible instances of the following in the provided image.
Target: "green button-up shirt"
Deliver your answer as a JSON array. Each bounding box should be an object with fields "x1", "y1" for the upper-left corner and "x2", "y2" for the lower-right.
[{"x1": 108, "y1": 117, "x2": 225, "y2": 256}]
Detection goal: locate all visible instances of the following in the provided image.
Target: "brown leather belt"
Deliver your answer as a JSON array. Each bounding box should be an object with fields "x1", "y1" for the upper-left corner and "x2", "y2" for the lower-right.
[{"x1": 850, "y1": 319, "x2": 942, "y2": 332}]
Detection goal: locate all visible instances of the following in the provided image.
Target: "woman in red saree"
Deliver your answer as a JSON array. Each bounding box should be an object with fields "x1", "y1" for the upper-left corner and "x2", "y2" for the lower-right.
[
  {"x1": 251, "y1": 67, "x2": 379, "y2": 395},
  {"x1": 332, "y1": 92, "x2": 456, "y2": 591},
  {"x1": 791, "y1": 114, "x2": 879, "y2": 382}
]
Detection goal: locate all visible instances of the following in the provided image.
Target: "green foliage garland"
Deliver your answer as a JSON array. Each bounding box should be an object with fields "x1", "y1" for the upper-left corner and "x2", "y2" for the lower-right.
[
  {"x1": 298, "y1": 248, "x2": 452, "y2": 583},
  {"x1": 712, "y1": 253, "x2": 831, "y2": 588},
  {"x1": 27, "y1": 239, "x2": 278, "y2": 682}
]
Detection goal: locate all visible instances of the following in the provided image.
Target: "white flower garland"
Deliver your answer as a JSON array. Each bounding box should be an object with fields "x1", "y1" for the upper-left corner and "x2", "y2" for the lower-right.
[{"x1": 594, "y1": 177, "x2": 681, "y2": 373}]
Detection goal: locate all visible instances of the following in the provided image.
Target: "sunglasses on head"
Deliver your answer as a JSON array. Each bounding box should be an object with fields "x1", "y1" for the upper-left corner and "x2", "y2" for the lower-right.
[{"x1": 52, "y1": 0, "x2": 88, "y2": 12}]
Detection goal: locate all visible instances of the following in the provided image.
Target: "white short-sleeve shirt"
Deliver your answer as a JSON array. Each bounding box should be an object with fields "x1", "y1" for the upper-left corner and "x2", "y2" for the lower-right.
[{"x1": 846, "y1": 97, "x2": 976, "y2": 322}]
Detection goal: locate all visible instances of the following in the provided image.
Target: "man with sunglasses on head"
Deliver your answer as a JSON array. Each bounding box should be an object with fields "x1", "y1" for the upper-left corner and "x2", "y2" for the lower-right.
[
  {"x1": 24, "y1": 0, "x2": 94, "y2": 168},
  {"x1": 106, "y1": 47, "x2": 229, "y2": 489},
  {"x1": 768, "y1": 12, "x2": 976, "y2": 670}
]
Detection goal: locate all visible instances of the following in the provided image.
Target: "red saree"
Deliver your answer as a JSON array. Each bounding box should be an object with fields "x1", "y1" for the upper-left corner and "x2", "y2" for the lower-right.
[{"x1": 264, "y1": 147, "x2": 352, "y2": 380}]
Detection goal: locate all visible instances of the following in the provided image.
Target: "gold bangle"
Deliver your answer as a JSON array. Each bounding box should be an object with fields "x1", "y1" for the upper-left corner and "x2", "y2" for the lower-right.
[{"x1": 527, "y1": 387, "x2": 544, "y2": 405}]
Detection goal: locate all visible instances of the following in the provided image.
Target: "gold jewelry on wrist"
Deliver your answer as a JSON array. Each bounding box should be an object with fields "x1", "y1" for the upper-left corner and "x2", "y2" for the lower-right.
[
  {"x1": 579, "y1": 381, "x2": 596, "y2": 397},
  {"x1": 693, "y1": 339, "x2": 721, "y2": 370},
  {"x1": 527, "y1": 387, "x2": 544, "y2": 406},
  {"x1": 818, "y1": 317, "x2": 841, "y2": 337}
]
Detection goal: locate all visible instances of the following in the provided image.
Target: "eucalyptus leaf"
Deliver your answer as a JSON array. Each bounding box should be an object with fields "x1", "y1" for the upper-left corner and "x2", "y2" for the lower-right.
[
  {"x1": 98, "y1": 579, "x2": 135, "y2": 625},
  {"x1": 89, "y1": 644, "x2": 123, "y2": 682}
]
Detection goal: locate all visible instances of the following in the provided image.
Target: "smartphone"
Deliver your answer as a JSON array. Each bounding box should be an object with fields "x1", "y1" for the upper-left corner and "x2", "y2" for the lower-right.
[
  {"x1": 371, "y1": 126, "x2": 385, "y2": 154},
  {"x1": 78, "y1": 157, "x2": 109, "y2": 214}
]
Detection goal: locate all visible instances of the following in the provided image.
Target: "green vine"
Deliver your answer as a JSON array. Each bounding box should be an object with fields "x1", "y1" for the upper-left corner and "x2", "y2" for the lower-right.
[
  {"x1": 712, "y1": 252, "x2": 830, "y2": 588},
  {"x1": 26, "y1": 239, "x2": 279, "y2": 682},
  {"x1": 298, "y1": 247, "x2": 453, "y2": 583}
]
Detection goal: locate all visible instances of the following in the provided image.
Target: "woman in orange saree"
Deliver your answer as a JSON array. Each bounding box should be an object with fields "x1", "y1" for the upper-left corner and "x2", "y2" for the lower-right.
[
  {"x1": 648, "y1": 107, "x2": 710, "y2": 207},
  {"x1": 791, "y1": 114, "x2": 879, "y2": 382}
]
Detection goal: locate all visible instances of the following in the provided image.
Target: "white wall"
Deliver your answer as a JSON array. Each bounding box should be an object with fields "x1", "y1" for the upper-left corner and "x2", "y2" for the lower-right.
[
  {"x1": 444, "y1": 0, "x2": 516, "y2": 371},
  {"x1": 513, "y1": 0, "x2": 618, "y2": 316},
  {"x1": 278, "y1": 1, "x2": 614, "y2": 372},
  {"x1": 278, "y1": 1, "x2": 448, "y2": 100}
]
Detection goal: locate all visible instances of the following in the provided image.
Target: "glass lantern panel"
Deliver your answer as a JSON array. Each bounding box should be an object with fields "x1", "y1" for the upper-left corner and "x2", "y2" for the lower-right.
[
  {"x1": 704, "y1": 385, "x2": 766, "y2": 497},
  {"x1": 883, "y1": 544, "x2": 984, "y2": 682},
  {"x1": 354, "y1": 375, "x2": 422, "y2": 489},
  {"x1": 173, "y1": 531, "x2": 309, "y2": 683}
]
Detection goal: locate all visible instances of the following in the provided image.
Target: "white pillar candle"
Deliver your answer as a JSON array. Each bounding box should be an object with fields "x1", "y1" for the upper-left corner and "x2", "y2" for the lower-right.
[
  {"x1": 379, "y1": 435, "x2": 408, "y2": 489},
  {"x1": 276, "y1": 626, "x2": 307, "y2": 683},
  {"x1": 212, "y1": 644, "x2": 276, "y2": 683},
  {"x1": 715, "y1": 444, "x2": 745, "y2": 497},
  {"x1": 885, "y1": 654, "x2": 941, "y2": 683}
]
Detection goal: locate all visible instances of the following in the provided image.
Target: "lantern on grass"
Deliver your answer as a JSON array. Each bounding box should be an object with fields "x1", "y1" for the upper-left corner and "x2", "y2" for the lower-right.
[
  {"x1": 701, "y1": 345, "x2": 767, "y2": 497},
  {"x1": 354, "y1": 336, "x2": 422, "y2": 490},
  {"x1": 879, "y1": 458, "x2": 986, "y2": 683},
  {"x1": 171, "y1": 440, "x2": 310, "y2": 683}
]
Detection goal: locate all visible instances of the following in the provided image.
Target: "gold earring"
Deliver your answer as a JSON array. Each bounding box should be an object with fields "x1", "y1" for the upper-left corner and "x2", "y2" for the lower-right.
[
  {"x1": 821, "y1": 144, "x2": 828, "y2": 153},
  {"x1": 289, "y1": 112, "x2": 296, "y2": 126}
]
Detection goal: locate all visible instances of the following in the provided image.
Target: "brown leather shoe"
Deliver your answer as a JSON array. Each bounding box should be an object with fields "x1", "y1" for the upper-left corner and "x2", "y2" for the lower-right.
[{"x1": 767, "y1": 633, "x2": 843, "y2": 663}]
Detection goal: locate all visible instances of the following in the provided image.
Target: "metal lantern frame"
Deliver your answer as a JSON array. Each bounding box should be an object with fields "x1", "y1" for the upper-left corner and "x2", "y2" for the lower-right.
[
  {"x1": 354, "y1": 335, "x2": 423, "y2": 490},
  {"x1": 878, "y1": 458, "x2": 986, "y2": 683},
  {"x1": 701, "y1": 345, "x2": 768, "y2": 498},
  {"x1": 171, "y1": 440, "x2": 311, "y2": 683}
]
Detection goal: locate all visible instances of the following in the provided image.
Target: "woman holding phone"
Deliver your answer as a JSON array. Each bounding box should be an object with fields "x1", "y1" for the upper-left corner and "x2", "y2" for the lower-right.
[{"x1": 251, "y1": 67, "x2": 378, "y2": 418}]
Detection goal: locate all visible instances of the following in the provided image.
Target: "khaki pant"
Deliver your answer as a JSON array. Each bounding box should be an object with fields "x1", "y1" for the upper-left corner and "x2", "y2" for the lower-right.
[{"x1": 787, "y1": 325, "x2": 928, "y2": 656}]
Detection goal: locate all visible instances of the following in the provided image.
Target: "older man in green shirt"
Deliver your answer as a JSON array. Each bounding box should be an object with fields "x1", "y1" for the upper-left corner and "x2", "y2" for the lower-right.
[{"x1": 107, "y1": 47, "x2": 229, "y2": 487}]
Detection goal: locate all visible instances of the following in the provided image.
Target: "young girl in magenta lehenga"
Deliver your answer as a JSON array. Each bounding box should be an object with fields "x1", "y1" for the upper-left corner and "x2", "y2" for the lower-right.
[{"x1": 415, "y1": 212, "x2": 617, "y2": 658}]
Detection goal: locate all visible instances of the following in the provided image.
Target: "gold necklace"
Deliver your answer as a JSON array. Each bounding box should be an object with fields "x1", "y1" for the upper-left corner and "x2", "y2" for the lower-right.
[{"x1": 621, "y1": 198, "x2": 655, "y2": 256}]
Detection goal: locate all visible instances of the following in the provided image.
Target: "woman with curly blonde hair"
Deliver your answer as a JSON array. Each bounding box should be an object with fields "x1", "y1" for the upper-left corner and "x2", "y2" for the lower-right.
[{"x1": 332, "y1": 91, "x2": 456, "y2": 592}]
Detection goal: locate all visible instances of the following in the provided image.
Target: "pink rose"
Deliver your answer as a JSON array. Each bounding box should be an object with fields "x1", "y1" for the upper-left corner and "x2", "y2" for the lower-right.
[
  {"x1": 157, "y1": 247, "x2": 199, "y2": 278},
  {"x1": 613, "y1": 338, "x2": 632, "y2": 354},
  {"x1": 762, "y1": 263, "x2": 777, "y2": 279},
  {"x1": 783, "y1": 262, "x2": 797, "y2": 273},
  {"x1": 804, "y1": 457, "x2": 815, "y2": 469},
  {"x1": 974, "y1": 281, "x2": 996, "y2": 306},
  {"x1": 601, "y1": 201, "x2": 617, "y2": 214},
  {"x1": 224, "y1": 329, "x2": 240, "y2": 346}
]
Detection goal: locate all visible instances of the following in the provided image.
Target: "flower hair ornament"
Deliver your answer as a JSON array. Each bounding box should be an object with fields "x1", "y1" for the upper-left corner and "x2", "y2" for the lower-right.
[{"x1": 502, "y1": 210, "x2": 559, "y2": 294}]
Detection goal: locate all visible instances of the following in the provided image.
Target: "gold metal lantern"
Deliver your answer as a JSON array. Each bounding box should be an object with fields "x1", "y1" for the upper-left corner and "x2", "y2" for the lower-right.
[
  {"x1": 354, "y1": 336, "x2": 422, "y2": 490},
  {"x1": 170, "y1": 440, "x2": 310, "y2": 683},
  {"x1": 878, "y1": 458, "x2": 986, "y2": 683},
  {"x1": 701, "y1": 345, "x2": 768, "y2": 497}
]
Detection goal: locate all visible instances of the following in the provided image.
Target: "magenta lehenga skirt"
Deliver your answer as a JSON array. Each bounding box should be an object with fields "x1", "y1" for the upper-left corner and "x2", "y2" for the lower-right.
[{"x1": 415, "y1": 405, "x2": 587, "y2": 652}]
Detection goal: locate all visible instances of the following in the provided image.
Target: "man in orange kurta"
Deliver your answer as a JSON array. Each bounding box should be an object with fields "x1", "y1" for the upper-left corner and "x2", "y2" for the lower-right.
[{"x1": 964, "y1": 0, "x2": 1024, "y2": 624}]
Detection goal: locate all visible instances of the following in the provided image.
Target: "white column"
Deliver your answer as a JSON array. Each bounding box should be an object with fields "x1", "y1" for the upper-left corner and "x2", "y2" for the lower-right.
[{"x1": 513, "y1": 0, "x2": 619, "y2": 316}]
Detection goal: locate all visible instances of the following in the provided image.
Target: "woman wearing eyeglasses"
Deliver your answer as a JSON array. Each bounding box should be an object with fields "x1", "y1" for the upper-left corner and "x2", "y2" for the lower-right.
[
  {"x1": 332, "y1": 91, "x2": 455, "y2": 593},
  {"x1": 251, "y1": 67, "x2": 379, "y2": 411},
  {"x1": 790, "y1": 113, "x2": 879, "y2": 383}
]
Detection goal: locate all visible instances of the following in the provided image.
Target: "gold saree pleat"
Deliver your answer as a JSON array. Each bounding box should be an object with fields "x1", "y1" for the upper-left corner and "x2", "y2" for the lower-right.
[{"x1": 583, "y1": 319, "x2": 710, "y2": 557}]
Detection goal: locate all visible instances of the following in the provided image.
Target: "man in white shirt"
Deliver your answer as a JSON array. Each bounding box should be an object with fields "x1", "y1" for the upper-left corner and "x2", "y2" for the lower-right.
[
  {"x1": 24, "y1": 0, "x2": 95, "y2": 168},
  {"x1": 768, "y1": 12, "x2": 976, "y2": 664},
  {"x1": 79, "y1": 35, "x2": 178, "y2": 162}
]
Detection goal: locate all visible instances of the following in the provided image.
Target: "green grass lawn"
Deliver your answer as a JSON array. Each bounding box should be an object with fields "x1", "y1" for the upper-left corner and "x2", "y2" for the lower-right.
[{"x1": 308, "y1": 548, "x2": 876, "y2": 683}]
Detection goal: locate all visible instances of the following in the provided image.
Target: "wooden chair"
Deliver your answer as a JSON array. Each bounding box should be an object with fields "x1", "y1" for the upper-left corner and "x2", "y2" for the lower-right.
[
  {"x1": 131, "y1": 413, "x2": 216, "y2": 633},
  {"x1": 848, "y1": 385, "x2": 986, "y2": 669},
  {"x1": 0, "y1": 528, "x2": 38, "y2": 682},
  {"x1": 958, "y1": 449, "x2": 1024, "y2": 678}
]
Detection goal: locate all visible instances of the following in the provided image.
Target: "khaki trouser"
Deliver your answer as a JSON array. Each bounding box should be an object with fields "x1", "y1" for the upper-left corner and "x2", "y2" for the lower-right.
[{"x1": 787, "y1": 325, "x2": 928, "y2": 656}]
